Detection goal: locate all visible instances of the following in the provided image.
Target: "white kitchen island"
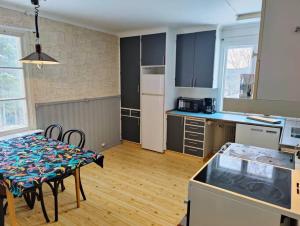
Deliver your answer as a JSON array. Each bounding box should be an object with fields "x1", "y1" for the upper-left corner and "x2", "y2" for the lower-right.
[{"x1": 187, "y1": 143, "x2": 300, "y2": 226}]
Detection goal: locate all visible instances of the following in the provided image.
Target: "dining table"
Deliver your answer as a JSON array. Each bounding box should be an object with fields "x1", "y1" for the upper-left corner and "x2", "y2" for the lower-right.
[{"x1": 0, "y1": 134, "x2": 104, "y2": 226}]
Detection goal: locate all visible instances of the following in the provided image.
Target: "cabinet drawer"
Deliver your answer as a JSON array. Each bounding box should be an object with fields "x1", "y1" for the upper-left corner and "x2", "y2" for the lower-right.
[
  {"x1": 184, "y1": 146, "x2": 203, "y2": 157},
  {"x1": 185, "y1": 139, "x2": 203, "y2": 149},
  {"x1": 131, "y1": 110, "x2": 140, "y2": 117},
  {"x1": 185, "y1": 125, "x2": 204, "y2": 133},
  {"x1": 185, "y1": 119, "x2": 205, "y2": 127},
  {"x1": 185, "y1": 132, "x2": 204, "y2": 141},
  {"x1": 121, "y1": 109, "x2": 130, "y2": 116}
]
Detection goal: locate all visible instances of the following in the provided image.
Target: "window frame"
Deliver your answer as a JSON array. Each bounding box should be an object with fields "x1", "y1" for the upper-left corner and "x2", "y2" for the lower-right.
[
  {"x1": 0, "y1": 30, "x2": 33, "y2": 136},
  {"x1": 218, "y1": 35, "x2": 259, "y2": 110}
]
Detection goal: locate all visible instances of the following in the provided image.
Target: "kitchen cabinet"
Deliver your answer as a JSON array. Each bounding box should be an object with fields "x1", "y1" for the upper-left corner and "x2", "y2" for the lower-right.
[
  {"x1": 141, "y1": 33, "x2": 166, "y2": 66},
  {"x1": 235, "y1": 124, "x2": 281, "y2": 150},
  {"x1": 121, "y1": 115, "x2": 140, "y2": 143},
  {"x1": 167, "y1": 115, "x2": 184, "y2": 153},
  {"x1": 257, "y1": 0, "x2": 300, "y2": 102},
  {"x1": 120, "y1": 36, "x2": 140, "y2": 109},
  {"x1": 184, "y1": 117, "x2": 212, "y2": 158},
  {"x1": 193, "y1": 31, "x2": 216, "y2": 88},
  {"x1": 175, "y1": 30, "x2": 216, "y2": 88},
  {"x1": 175, "y1": 33, "x2": 195, "y2": 87}
]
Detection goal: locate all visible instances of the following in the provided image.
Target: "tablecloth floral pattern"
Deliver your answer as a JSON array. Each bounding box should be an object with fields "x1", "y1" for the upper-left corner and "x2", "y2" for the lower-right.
[{"x1": 0, "y1": 135, "x2": 104, "y2": 196}]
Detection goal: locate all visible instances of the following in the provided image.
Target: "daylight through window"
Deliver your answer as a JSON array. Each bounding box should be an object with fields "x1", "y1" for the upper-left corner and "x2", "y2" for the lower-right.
[{"x1": 0, "y1": 34, "x2": 28, "y2": 132}]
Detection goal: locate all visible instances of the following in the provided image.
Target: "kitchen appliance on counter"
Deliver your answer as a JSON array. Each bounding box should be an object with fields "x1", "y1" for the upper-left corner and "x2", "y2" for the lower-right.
[
  {"x1": 176, "y1": 97, "x2": 204, "y2": 113},
  {"x1": 195, "y1": 154, "x2": 291, "y2": 209},
  {"x1": 203, "y1": 98, "x2": 216, "y2": 114},
  {"x1": 176, "y1": 97, "x2": 216, "y2": 114}
]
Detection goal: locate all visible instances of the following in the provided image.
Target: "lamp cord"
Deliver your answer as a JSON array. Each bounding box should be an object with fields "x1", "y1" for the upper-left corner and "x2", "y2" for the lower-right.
[{"x1": 35, "y1": 4, "x2": 40, "y2": 40}]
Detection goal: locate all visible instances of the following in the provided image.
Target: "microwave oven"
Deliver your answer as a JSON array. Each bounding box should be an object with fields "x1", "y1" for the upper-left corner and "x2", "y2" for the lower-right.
[{"x1": 177, "y1": 97, "x2": 204, "y2": 113}]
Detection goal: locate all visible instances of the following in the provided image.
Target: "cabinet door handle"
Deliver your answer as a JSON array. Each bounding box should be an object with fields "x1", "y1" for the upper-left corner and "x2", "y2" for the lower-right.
[
  {"x1": 194, "y1": 78, "x2": 197, "y2": 87},
  {"x1": 163, "y1": 55, "x2": 165, "y2": 65},
  {"x1": 137, "y1": 84, "x2": 140, "y2": 93},
  {"x1": 251, "y1": 128, "x2": 263, "y2": 132},
  {"x1": 266, "y1": 130, "x2": 277, "y2": 134}
]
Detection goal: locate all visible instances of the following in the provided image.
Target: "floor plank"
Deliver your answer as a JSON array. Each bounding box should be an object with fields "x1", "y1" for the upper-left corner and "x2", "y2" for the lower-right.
[{"x1": 6, "y1": 142, "x2": 203, "y2": 226}]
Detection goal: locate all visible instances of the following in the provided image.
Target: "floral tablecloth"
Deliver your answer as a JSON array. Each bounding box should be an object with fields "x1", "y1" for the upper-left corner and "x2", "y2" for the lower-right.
[{"x1": 0, "y1": 135, "x2": 104, "y2": 196}]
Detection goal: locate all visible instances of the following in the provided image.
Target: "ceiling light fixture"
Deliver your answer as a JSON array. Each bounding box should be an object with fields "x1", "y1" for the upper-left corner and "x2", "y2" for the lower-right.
[{"x1": 20, "y1": 0, "x2": 59, "y2": 68}]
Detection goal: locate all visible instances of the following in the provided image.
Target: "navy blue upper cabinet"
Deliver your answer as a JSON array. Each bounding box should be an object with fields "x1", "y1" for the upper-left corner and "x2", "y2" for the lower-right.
[
  {"x1": 141, "y1": 33, "x2": 166, "y2": 66},
  {"x1": 176, "y1": 30, "x2": 216, "y2": 88},
  {"x1": 175, "y1": 33, "x2": 196, "y2": 87}
]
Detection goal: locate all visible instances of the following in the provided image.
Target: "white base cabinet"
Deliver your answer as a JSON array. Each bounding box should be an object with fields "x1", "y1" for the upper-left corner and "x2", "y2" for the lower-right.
[{"x1": 188, "y1": 181, "x2": 282, "y2": 226}]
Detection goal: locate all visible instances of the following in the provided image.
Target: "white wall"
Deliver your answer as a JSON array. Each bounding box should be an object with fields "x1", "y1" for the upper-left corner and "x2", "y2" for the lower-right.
[{"x1": 0, "y1": 7, "x2": 119, "y2": 129}]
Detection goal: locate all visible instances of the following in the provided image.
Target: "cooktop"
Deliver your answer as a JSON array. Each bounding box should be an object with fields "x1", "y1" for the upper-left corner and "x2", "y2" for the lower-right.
[
  {"x1": 194, "y1": 154, "x2": 291, "y2": 209},
  {"x1": 219, "y1": 143, "x2": 294, "y2": 169}
]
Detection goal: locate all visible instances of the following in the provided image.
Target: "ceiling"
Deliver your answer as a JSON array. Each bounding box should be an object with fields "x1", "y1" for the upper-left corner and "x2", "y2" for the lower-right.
[{"x1": 0, "y1": 0, "x2": 262, "y2": 34}]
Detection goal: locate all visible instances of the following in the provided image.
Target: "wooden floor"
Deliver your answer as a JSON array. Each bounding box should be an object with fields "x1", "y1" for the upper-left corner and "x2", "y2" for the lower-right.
[{"x1": 6, "y1": 142, "x2": 204, "y2": 226}]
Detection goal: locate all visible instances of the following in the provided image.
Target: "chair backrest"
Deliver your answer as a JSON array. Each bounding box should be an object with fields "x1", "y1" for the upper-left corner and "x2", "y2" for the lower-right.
[
  {"x1": 62, "y1": 129, "x2": 86, "y2": 149},
  {"x1": 44, "y1": 124, "x2": 63, "y2": 141}
]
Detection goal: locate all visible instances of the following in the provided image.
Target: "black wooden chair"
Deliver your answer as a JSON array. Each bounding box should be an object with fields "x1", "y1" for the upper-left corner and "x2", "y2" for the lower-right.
[
  {"x1": 44, "y1": 124, "x2": 63, "y2": 141},
  {"x1": 60, "y1": 129, "x2": 86, "y2": 200},
  {"x1": 44, "y1": 129, "x2": 87, "y2": 222},
  {"x1": 21, "y1": 124, "x2": 64, "y2": 223}
]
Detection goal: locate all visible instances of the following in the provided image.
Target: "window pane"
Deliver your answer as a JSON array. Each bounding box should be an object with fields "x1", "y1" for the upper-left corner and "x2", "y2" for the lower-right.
[
  {"x1": 0, "y1": 68, "x2": 25, "y2": 99},
  {"x1": 0, "y1": 99, "x2": 28, "y2": 132},
  {"x1": 223, "y1": 47, "x2": 255, "y2": 99},
  {"x1": 0, "y1": 34, "x2": 22, "y2": 68}
]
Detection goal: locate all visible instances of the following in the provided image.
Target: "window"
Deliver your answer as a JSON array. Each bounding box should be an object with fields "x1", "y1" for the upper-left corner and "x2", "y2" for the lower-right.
[
  {"x1": 222, "y1": 40, "x2": 258, "y2": 99},
  {"x1": 0, "y1": 33, "x2": 28, "y2": 133}
]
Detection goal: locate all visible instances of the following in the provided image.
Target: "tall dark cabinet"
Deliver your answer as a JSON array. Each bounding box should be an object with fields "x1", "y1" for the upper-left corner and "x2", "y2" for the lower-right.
[
  {"x1": 175, "y1": 30, "x2": 216, "y2": 88},
  {"x1": 120, "y1": 36, "x2": 141, "y2": 143},
  {"x1": 120, "y1": 36, "x2": 140, "y2": 109}
]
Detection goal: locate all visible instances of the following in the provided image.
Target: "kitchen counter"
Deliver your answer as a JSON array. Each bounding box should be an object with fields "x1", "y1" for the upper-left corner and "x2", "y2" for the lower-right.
[
  {"x1": 167, "y1": 110, "x2": 285, "y2": 128},
  {"x1": 188, "y1": 143, "x2": 300, "y2": 226}
]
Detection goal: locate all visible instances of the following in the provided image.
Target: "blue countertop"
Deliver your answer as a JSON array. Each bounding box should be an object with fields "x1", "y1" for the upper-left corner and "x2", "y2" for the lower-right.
[{"x1": 168, "y1": 110, "x2": 285, "y2": 128}]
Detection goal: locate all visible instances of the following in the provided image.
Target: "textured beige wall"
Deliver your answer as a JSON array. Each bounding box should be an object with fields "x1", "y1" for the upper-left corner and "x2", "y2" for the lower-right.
[{"x1": 0, "y1": 7, "x2": 119, "y2": 104}]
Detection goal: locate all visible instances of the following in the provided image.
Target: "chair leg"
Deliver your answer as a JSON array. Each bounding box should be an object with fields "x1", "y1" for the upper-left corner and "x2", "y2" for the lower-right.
[
  {"x1": 23, "y1": 191, "x2": 36, "y2": 209},
  {"x1": 61, "y1": 180, "x2": 65, "y2": 192},
  {"x1": 77, "y1": 169, "x2": 86, "y2": 200},
  {"x1": 3, "y1": 202, "x2": 7, "y2": 215},
  {"x1": 0, "y1": 198, "x2": 4, "y2": 226},
  {"x1": 46, "y1": 180, "x2": 60, "y2": 222},
  {"x1": 54, "y1": 181, "x2": 59, "y2": 222},
  {"x1": 37, "y1": 185, "x2": 50, "y2": 223}
]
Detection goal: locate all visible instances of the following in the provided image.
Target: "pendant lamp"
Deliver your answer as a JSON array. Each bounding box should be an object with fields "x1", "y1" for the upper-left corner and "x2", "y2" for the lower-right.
[{"x1": 20, "y1": 0, "x2": 59, "y2": 67}]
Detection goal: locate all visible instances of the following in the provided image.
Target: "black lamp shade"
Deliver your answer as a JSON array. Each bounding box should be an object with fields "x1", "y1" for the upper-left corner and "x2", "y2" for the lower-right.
[
  {"x1": 20, "y1": 52, "x2": 59, "y2": 64},
  {"x1": 20, "y1": 44, "x2": 59, "y2": 65}
]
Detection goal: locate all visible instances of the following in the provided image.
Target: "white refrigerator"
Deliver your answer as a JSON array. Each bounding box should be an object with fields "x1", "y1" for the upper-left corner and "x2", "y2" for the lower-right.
[{"x1": 141, "y1": 73, "x2": 165, "y2": 153}]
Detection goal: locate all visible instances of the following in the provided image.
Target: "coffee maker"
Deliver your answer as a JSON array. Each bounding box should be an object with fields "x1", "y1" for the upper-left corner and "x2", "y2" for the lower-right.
[{"x1": 203, "y1": 98, "x2": 216, "y2": 114}]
